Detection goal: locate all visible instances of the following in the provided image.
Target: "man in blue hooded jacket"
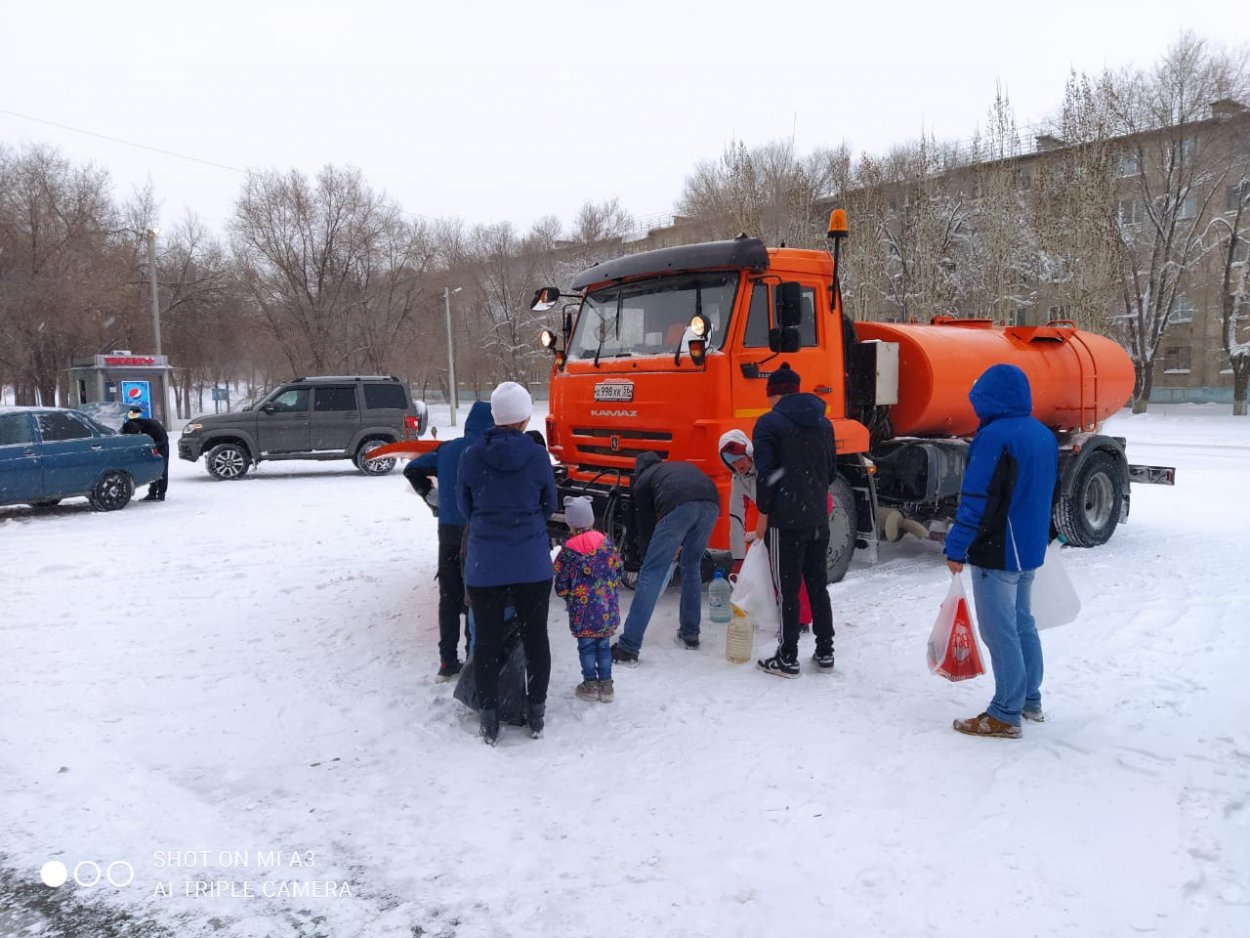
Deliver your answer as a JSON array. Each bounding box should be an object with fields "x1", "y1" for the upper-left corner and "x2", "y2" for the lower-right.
[
  {"x1": 405, "y1": 400, "x2": 494, "y2": 681},
  {"x1": 945, "y1": 364, "x2": 1058, "y2": 739}
]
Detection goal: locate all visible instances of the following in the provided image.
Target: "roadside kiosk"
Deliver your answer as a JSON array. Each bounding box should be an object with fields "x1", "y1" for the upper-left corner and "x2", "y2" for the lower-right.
[{"x1": 67, "y1": 352, "x2": 173, "y2": 423}]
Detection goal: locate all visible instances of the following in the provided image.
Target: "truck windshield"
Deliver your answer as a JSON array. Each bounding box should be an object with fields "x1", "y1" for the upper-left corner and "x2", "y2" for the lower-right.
[{"x1": 569, "y1": 273, "x2": 738, "y2": 361}]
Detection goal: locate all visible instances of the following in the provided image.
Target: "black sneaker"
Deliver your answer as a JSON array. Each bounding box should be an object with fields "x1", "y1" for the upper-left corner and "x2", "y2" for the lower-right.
[
  {"x1": 811, "y1": 651, "x2": 835, "y2": 673},
  {"x1": 610, "y1": 643, "x2": 639, "y2": 664},
  {"x1": 676, "y1": 631, "x2": 700, "y2": 650},
  {"x1": 528, "y1": 703, "x2": 545, "y2": 740},
  {"x1": 435, "y1": 660, "x2": 462, "y2": 683},
  {"x1": 757, "y1": 651, "x2": 800, "y2": 679}
]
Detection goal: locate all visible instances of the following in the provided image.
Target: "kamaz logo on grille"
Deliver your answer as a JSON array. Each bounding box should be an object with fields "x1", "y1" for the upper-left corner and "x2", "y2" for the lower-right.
[{"x1": 590, "y1": 409, "x2": 637, "y2": 418}]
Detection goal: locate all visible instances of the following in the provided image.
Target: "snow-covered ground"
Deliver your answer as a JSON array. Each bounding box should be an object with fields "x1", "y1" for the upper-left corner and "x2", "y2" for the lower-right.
[{"x1": 2, "y1": 404, "x2": 1248, "y2": 938}]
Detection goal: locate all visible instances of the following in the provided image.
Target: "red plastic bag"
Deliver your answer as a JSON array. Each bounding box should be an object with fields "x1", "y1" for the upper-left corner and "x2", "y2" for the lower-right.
[{"x1": 927, "y1": 575, "x2": 985, "y2": 682}]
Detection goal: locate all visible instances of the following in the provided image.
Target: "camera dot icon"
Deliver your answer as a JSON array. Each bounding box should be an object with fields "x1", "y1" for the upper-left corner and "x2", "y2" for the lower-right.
[{"x1": 41, "y1": 861, "x2": 69, "y2": 888}]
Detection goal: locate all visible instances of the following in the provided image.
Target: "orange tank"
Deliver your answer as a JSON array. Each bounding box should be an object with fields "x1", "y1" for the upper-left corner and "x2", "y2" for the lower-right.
[{"x1": 854, "y1": 319, "x2": 1136, "y2": 437}]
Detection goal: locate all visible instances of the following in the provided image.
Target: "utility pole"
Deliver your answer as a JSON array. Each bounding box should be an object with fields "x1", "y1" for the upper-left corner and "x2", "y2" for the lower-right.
[
  {"x1": 146, "y1": 228, "x2": 162, "y2": 356},
  {"x1": 444, "y1": 286, "x2": 462, "y2": 426}
]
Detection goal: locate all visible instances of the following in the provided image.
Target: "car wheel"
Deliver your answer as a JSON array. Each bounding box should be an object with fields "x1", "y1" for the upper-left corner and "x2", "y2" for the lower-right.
[
  {"x1": 826, "y1": 474, "x2": 857, "y2": 584},
  {"x1": 206, "y1": 442, "x2": 251, "y2": 480},
  {"x1": 356, "y1": 439, "x2": 396, "y2": 475},
  {"x1": 88, "y1": 471, "x2": 134, "y2": 511},
  {"x1": 1055, "y1": 451, "x2": 1125, "y2": 548}
]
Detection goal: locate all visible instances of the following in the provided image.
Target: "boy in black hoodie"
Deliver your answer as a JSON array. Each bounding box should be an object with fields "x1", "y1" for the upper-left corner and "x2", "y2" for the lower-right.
[{"x1": 752, "y1": 363, "x2": 837, "y2": 678}]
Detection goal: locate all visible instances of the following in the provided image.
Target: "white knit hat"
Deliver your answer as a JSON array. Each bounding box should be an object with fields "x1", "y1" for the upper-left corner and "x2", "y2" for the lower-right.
[
  {"x1": 490, "y1": 381, "x2": 533, "y2": 425},
  {"x1": 563, "y1": 495, "x2": 594, "y2": 531}
]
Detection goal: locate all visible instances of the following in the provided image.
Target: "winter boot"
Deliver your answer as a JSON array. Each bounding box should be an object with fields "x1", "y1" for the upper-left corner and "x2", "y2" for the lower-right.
[
  {"x1": 757, "y1": 649, "x2": 800, "y2": 679},
  {"x1": 1022, "y1": 707, "x2": 1046, "y2": 723},
  {"x1": 597, "y1": 679, "x2": 615, "y2": 703},
  {"x1": 953, "y1": 712, "x2": 1021, "y2": 739},
  {"x1": 610, "y1": 642, "x2": 639, "y2": 664},
  {"x1": 575, "y1": 681, "x2": 600, "y2": 702},
  {"x1": 479, "y1": 708, "x2": 500, "y2": 746},
  {"x1": 436, "y1": 660, "x2": 463, "y2": 683},
  {"x1": 676, "y1": 631, "x2": 700, "y2": 650},
  {"x1": 528, "y1": 703, "x2": 546, "y2": 740}
]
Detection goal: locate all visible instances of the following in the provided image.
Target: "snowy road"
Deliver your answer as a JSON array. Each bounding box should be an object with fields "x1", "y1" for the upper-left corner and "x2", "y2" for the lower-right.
[{"x1": 2, "y1": 404, "x2": 1248, "y2": 938}]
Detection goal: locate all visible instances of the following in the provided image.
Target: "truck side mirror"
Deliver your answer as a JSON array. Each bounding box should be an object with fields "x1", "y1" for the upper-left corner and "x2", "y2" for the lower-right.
[
  {"x1": 777, "y1": 282, "x2": 802, "y2": 328},
  {"x1": 531, "y1": 287, "x2": 560, "y2": 312},
  {"x1": 768, "y1": 326, "x2": 802, "y2": 353}
]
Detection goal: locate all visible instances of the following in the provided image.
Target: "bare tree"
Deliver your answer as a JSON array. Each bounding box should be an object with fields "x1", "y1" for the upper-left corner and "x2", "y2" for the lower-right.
[
  {"x1": 1099, "y1": 35, "x2": 1249, "y2": 411},
  {"x1": 230, "y1": 165, "x2": 415, "y2": 375},
  {"x1": 0, "y1": 144, "x2": 128, "y2": 403},
  {"x1": 677, "y1": 139, "x2": 843, "y2": 247},
  {"x1": 1213, "y1": 169, "x2": 1250, "y2": 414}
]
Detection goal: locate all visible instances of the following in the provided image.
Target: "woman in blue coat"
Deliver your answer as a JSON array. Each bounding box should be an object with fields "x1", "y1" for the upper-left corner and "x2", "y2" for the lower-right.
[{"x1": 457, "y1": 382, "x2": 557, "y2": 746}]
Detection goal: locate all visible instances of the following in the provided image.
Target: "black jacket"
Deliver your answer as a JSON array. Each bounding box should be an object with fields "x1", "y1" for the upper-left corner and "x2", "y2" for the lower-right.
[
  {"x1": 631, "y1": 452, "x2": 719, "y2": 554},
  {"x1": 121, "y1": 417, "x2": 169, "y2": 454},
  {"x1": 752, "y1": 392, "x2": 836, "y2": 529}
]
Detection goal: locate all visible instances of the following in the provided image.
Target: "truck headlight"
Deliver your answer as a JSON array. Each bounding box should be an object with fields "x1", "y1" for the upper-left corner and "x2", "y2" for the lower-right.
[{"x1": 183, "y1": 422, "x2": 202, "y2": 434}]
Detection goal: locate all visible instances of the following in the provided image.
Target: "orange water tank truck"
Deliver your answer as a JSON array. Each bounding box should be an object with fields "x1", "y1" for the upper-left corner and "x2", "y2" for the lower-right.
[{"x1": 515, "y1": 212, "x2": 1175, "y2": 582}]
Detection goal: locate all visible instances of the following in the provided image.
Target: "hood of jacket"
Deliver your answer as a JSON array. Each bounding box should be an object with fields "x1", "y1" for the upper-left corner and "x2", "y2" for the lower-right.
[
  {"x1": 772, "y1": 392, "x2": 829, "y2": 428},
  {"x1": 634, "y1": 451, "x2": 662, "y2": 478},
  {"x1": 718, "y1": 428, "x2": 754, "y2": 473},
  {"x1": 463, "y1": 400, "x2": 495, "y2": 437},
  {"x1": 969, "y1": 364, "x2": 1033, "y2": 423},
  {"x1": 478, "y1": 426, "x2": 540, "y2": 472}
]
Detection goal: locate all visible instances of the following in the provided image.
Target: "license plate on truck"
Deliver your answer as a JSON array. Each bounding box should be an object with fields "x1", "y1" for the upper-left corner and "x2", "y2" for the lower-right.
[{"x1": 594, "y1": 382, "x2": 634, "y2": 402}]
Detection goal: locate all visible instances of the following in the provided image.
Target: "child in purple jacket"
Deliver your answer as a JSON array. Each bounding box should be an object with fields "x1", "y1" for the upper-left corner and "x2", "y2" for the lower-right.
[{"x1": 553, "y1": 496, "x2": 623, "y2": 703}]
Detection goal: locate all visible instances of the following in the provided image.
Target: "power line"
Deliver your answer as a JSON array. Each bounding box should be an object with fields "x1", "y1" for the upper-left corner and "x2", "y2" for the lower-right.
[{"x1": 0, "y1": 107, "x2": 246, "y2": 174}]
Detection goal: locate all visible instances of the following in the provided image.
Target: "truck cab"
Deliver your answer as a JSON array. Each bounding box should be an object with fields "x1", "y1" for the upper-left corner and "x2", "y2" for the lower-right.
[{"x1": 535, "y1": 236, "x2": 865, "y2": 579}]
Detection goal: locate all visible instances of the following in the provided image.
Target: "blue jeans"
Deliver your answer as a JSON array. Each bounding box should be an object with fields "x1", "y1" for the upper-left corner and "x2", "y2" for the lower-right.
[
  {"x1": 577, "y1": 637, "x2": 612, "y2": 681},
  {"x1": 618, "y1": 500, "x2": 720, "y2": 653},
  {"x1": 970, "y1": 566, "x2": 1042, "y2": 726}
]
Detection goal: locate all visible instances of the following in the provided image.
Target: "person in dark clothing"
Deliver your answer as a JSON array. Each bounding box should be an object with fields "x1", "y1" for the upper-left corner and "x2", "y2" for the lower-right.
[
  {"x1": 121, "y1": 407, "x2": 169, "y2": 501},
  {"x1": 404, "y1": 400, "x2": 494, "y2": 681},
  {"x1": 458, "y1": 382, "x2": 558, "y2": 746},
  {"x1": 611, "y1": 452, "x2": 720, "y2": 661},
  {"x1": 945, "y1": 364, "x2": 1058, "y2": 739},
  {"x1": 752, "y1": 363, "x2": 837, "y2": 678}
]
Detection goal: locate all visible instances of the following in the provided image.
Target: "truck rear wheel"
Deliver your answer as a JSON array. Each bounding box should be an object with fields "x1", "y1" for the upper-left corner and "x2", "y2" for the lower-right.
[
  {"x1": 826, "y1": 475, "x2": 856, "y2": 583},
  {"x1": 1055, "y1": 451, "x2": 1124, "y2": 548}
]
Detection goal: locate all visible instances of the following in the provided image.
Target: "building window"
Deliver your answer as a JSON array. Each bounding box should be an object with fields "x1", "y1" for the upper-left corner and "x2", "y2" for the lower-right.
[
  {"x1": 1170, "y1": 295, "x2": 1196, "y2": 324},
  {"x1": 1118, "y1": 198, "x2": 1145, "y2": 225},
  {"x1": 1162, "y1": 346, "x2": 1191, "y2": 373},
  {"x1": 1172, "y1": 136, "x2": 1197, "y2": 166},
  {"x1": 1117, "y1": 151, "x2": 1141, "y2": 177},
  {"x1": 1228, "y1": 182, "x2": 1249, "y2": 213},
  {"x1": 1178, "y1": 193, "x2": 1198, "y2": 220},
  {"x1": 1233, "y1": 237, "x2": 1249, "y2": 264}
]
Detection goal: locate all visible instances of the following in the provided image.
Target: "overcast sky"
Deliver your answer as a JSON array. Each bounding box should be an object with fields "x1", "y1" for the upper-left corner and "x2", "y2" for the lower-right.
[{"x1": 1, "y1": 1, "x2": 1243, "y2": 240}]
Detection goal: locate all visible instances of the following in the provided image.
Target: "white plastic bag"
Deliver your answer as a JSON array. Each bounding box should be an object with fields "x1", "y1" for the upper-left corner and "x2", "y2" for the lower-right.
[
  {"x1": 1031, "y1": 540, "x2": 1081, "y2": 630},
  {"x1": 730, "y1": 541, "x2": 780, "y2": 634},
  {"x1": 927, "y1": 574, "x2": 985, "y2": 681}
]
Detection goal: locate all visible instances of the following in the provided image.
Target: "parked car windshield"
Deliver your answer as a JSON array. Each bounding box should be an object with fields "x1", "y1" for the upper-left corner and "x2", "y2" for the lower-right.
[{"x1": 569, "y1": 272, "x2": 737, "y2": 361}]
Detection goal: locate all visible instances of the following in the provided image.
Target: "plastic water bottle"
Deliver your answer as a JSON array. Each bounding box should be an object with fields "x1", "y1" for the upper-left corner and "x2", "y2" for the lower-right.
[
  {"x1": 725, "y1": 604, "x2": 753, "y2": 664},
  {"x1": 709, "y1": 569, "x2": 732, "y2": 624}
]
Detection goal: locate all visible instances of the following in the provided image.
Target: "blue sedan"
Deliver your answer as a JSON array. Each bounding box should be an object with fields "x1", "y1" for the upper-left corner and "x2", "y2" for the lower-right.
[{"x1": 0, "y1": 406, "x2": 165, "y2": 511}]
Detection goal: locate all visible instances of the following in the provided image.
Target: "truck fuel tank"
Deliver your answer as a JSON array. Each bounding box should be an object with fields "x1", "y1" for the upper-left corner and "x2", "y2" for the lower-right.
[{"x1": 854, "y1": 319, "x2": 1135, "y2": 437}]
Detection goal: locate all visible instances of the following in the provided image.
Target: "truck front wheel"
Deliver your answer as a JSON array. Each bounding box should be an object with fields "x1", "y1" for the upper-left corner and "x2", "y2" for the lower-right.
[
  {"x1": 1055, "y1": 451, "x2": 1125, "y2": 548},
  {"x1": 826, "y1": 475, "x2": 857, "y2": 583}
]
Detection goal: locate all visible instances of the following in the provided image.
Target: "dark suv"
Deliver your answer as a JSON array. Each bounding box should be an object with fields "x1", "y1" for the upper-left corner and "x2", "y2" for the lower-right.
[{"x1": 178, "y1": 376, "x2": 427, "y2": 480}]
